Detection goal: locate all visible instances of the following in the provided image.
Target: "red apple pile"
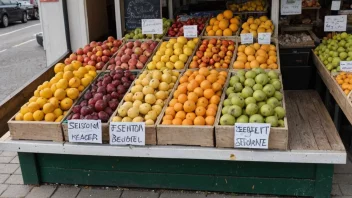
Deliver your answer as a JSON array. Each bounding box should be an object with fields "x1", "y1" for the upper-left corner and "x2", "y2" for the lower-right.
[
  {"x1": 64, "y1": 36, "x2": 123, "y2": 70},
  {"x1": 107, "y1": 40, "x2": 158, "y2": 70},
  {"x1": 67, "y1": 69, "x2": 135, "y2": 122},
  {"x1": 167, "y1": 17, "x2": 207, "y2": 37}
]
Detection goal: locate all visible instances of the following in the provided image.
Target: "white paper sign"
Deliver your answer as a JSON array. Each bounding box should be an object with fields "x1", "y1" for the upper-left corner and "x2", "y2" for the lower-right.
[
  {"x1": 142, "y1": 19, "x2": 163, "y2": 34},
  {"x1": 340, "y1": 61, "x2": 352, "y2": 72},
  {"x1": 331, "y1": 0, "x2": 341, "y2": 10},
  {"x1": 109, "y1": 122, "x2": 145, "y2": 145},
  {"x1": 258, "y1": 33, "x2": 271, "y2": 44},
  {"x1": 241, "y1": 33, "x2": 253, "y2": 44},
  {"x1": 234, "y1": 123, "x2": 271, "y2": 149},
  {"x1": 68, "y1": 120, "x2": 102, "y2": 143},
  {"x1": 324, "y1": 15, "x2": 347, "y2": 32},
  {"x1": 281, "y1": 0, "x2": 302, "y2": 15},
  {"x1": 184, "y1": 25, "x2": 198, "y2": 38}
]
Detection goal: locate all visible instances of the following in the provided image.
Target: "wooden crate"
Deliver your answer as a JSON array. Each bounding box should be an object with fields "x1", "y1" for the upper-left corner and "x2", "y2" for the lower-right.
[
  {"x1": 156, "y1": 69, "x2": 230, "y2": 147},
  {"x1": 214, "y1": 72, "x2": 288, "y2": 150}
]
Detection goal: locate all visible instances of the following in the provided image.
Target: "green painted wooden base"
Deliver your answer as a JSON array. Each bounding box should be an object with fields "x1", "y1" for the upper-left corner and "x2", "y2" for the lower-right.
[{"x1": 18, "y1": 152, "x2": 333, "y2": 197}]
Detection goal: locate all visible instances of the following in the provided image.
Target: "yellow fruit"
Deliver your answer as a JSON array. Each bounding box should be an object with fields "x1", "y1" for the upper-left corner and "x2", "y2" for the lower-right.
[
  {"x1": 219, "y1": 19, "x2": 229, "y2": 30},
  {"x1": 15, "y1": 113, "x2": 23, "y2": 121},
  {"x1": 27, "y1": 102, "x2": 40, "y2": 113},
  {"x1": 260, "y1": 15, "x2": 268, "y2": 22},
  {"x1": 223, "y1": 28, "x2": 233, "y2": 36},
  {"x1": 23, "y1": 112, "x2": 34, "y2": 121},
  {"x1": 34, "y1": 90, "x2": 40, "y2": 97},
  {"x1": 244, "y1": 46, "x2": 255, "y2": 55},
  {"x1": 45, "y1": 113, "x2": 56, "y2": 122},
  {"x1": 54, "y1": 63, "x2": 65, "y2": 73},
  {"x1": 230, "y1": 18, "x2": 240, "y2": 25},
  {"x1": 207, "y1": 30, "x2": 215, "y2": 36},
  {"x1": 217, "y1": 13, "x2": 224, "y2": 21},
  {"x1": 209, "y1": 17, "x2": 217, "y2": 25},
  {"x1": 43, "y1": 103, "x2": 55, "y2": 114},
  {"x1": 71, "y1": 60, "x2": 82, "y2": 70},
  {"x1": 56, "y1": 79, "x2": 68, "y2": 89},
  {"x1": 69, "y1": 77, "x2": 81, "y2": 88},
  {"x1": 29, "y1": 96, "x2": 38, "y2": 103},
  {"x1": 176, "y1": 36, "x2": 187, "y2": 45},
  {"x1": 48, "y1": 97, "x2": 59, "y2": 109},
  {"x1": 223, "y1": 10, "x2": 233, "y2": 19},
  {"x1": 229, "y1": 24, "x2": 238, "y2": 32},
  {"x1": 40, "y1": 88, "x2": 53, "y2": 99},
  {"x1": 250, "y1": 24, "x2": 258, "y2": 30},
  {"x1": 63, "y1": 71, "x2": 74, "y2": 80},
  {"x1": 248, "y1": 17, "x2": 254, "y2": 24},
  {"x1": 53, "y1": 108, "x2": 63, "y2": 117},
  {"x1": 36, "y1": 97, "x2": 47, "y2": 108},
  {"x1": 20, "y1": 106, "x2": 30, "y2": 115},
  {"x1": 54, "y1": 89, "x2": 66, "y2": 100},
  {"x1": 215, "y1": 29, "x2": 223, "y2": 36},
  {"x1": 81, "y1": 77, "x2": 91, "y2": 87},
  {"x1": 50, "y1": 84, "x2": 57, "y2": 93},
  {"x1": 33, "y1": 110, "x2": 45, "y2": 121},
  {"x1": 64, "y1": 64, "x2": 74, "y2": 72},
  {"x1": 77, "y1": 67, "x2": 88, "y2": 74},
  {"x1": 73, "y1": 71, "x2": 84, "y2": 79},
  {"x1": 60, "y1": 98, "x2": 73, "y2": 110},
  {"x1": 55, "y1": 115, "x2": 63, "y2": 122},
  {"x1": 66, "y1": 88, "x2": 79, "y2": 100},
  {"x1": 88, "y1": 70, "x2": 97, "y2": 78},
  {"x1": 183, "y1": 47, "x2": 193, "y2": 56}
]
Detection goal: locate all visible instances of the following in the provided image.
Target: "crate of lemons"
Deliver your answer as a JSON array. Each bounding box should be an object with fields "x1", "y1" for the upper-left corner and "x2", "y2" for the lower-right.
[
  {"x1": 15, "y1": 61, "x2": 96, "y2": 122},
  {"x1": 205, "y1": 10, "x2": 241, "y2": 36},
  {"x1": 241, "y1": 16, "x2": 274, "y2": 38},
  {"x1": 228, "y1": 0, "x2": 266, "y2": 12}
]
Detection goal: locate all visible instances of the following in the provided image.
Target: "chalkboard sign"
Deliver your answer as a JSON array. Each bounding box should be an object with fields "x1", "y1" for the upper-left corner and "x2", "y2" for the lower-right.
[{"x1": 124, "y1": 0, "x2": 161, "y2": 30}]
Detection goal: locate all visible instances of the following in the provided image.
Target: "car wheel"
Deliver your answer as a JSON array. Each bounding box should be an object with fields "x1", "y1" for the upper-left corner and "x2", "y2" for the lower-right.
[
  {"x1": 1, "y1": 15, "x2": 8, "y2": 27},
  {"x1": 22, "y1": 12, "x2": 28, "y2": 23},
  {"x1": 34, "y1": 9, "x2": 39, "y2": 20}
]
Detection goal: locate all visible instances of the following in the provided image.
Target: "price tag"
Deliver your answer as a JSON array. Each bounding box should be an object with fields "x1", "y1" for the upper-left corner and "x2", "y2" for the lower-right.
[
  {"x1": 331, "y1": 0, "x2": 341, "y2": 10},
  {"x1": 340, "y1": 61, "x2": 352, "y2": 72},
  {"x1": 109, "y1": 122, "x2": 145, "y2": 145},
  {"x1": 241, "y1": 33, "x2": 253, "y2": 44},
  {"x1": 184, "y1": 25, "x2": 198, "y2": 38},
  {"x1": 281, "y1": 0, "x2": 302, "y2": 15},
  {"x1": 324, "y1": 15, "x2": 347, "y2": 32},
  {"x1": 68, "y1": 120, "x2": 102, "y2": 143},
  {"x1": 258, "y1": 33, "x2": 271, "y2": 44},
  {"x1": 142, "y1": 19, "x2": 163, "y2": 34},
  {"x1": 234, "y1": 123, "x2": 271, "y2": 149}
]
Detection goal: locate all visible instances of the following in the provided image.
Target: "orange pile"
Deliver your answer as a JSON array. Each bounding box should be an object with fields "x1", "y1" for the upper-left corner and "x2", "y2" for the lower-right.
[
  {"x1": 335, "y1": 72, "x2": 352, "y2": 95},
  {"x1": 161, "y1": 68, "x2": 227, "y2": 126},
  {"x1": 233, "y1": 43, "x2": 278, "y2": 70},
  {"x1": 206, "y1": 10, "x2": 240, "y2": 36}
]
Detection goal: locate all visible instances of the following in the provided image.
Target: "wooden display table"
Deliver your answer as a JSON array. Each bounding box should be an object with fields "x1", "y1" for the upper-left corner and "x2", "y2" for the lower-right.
[{"x1": 0, "y1": 91, "x2": 346, "y2": 198}]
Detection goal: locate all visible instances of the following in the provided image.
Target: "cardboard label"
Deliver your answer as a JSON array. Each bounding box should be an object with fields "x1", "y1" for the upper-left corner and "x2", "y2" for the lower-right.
[
  {"x1": 324, "y1": 15, "x2": 347, "y2": 32},
  {"x1": 68, "y1": 120, "x2": 102, "y2": 144},
  {"x1": 184, "y1": 25, "x2": 198, "y2": 38},
  {"x1": 142, "y1": 19, "x2": 163, "y2": 34},
  {"x1": 258, "y1": 33, "x2": 271, "y2": 44},
  {"x1": 241, "y1": 33, "x2": 253, "y2": 44},
  {"x1": 234, "y1": 123, "x2": 271, "y2": 149},
  {"x1": 109, "y1": 122, "x2": 145, "y2": 145},
  {"x1": 340, "y1": 61, "x2": 352, "y2": 72},
  {"x1": 281, "y1": 0, "x2": 302, "y2": 15},
  {"x1": 331, "y1": 0, "x2": 341, "y2": 10}
]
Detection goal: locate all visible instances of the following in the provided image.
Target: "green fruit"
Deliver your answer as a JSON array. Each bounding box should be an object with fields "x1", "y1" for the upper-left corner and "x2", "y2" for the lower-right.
[
  {"x1": 267, "y1": 97, "x2": 280, "y2": 108},
  {"x1": 236, "y1": 115, "x2": 249, "y2": 123},
  {"x1": 268, "y1": 70, "x2": 279, "y2": 79},
  {"x1": 244, "y1": 78, "x2": 255, "y2": 87},
  {"x1": 220, "y1": 114, "x2": 236, "y2": 125},
  {"x1": 265, "y1": 116, "x2": 278, "y2": 127},
  {"x1": 231, "y1": 95, "x2": 245, "y2": 108},
  {"x1": 237, "y1": 70, "x2": 245, "y2": 76},
  {"x1": 257, "y1": 101, "x2": 266, "y2": 109},
  {"x1": 246, "y1": 103, "x2": 259, "y2": 116},
  {"x1": 341, "y1": 32, "x2": 348, "y2": 39},
  {"x1": 253, "y1": 84, "x2": 263, "y2": 91},
  {"x1": 263, "y1": 84, "x2": 275, "y2": 97},
  {"x1": 239, "y1": 76, "x2": 245, "y2": 83},
  {"x1": 249, "y1": 114, "x2": 264, "y2": 123},
  {"x1": 226, "y1": 87, "x2": 235, "y2": 95},
  {"x1": 245, "y1": 97, "x2": 256, "y2": 105},
  {"x1": 223, "y1": 99, "x2": 232, "y2": 106},
  {"x1": 274, "y1": 91, "x2": 283, "y2": 101},
  {"x1": 278, "y1": 119, "x2": 285, "y2": 127},
  {"x1": 260, "y1": 104, "x2": 274, "y2": 117},
  {"x1": 222, "y1": 106, "x2": 230, "y2": 114},
  {"x1": 255, "y1": 73, "x2": 269, "y2": 85},
  {"x1": 233, "y1": 82, "x2": 244, "y2": 92},
  {"x1": 227, "y1": 105, "x2": 242, "y2": 118},
  {"x1": 229, "y1": 76, "x2": 240, "y2": 86},
  {"x1": 340, "y1": 52, "x2": 348, "y2": 60},
  {"x1": 253, "y1": 90, "x2": 266, "y2": 102},
  {"x1": 241, "y1": 87, "x2": 253, "y2": 98},
  {"x1": 272, "y1": 80, "x2": 282, "y2": 91},
  {"x1": 245, "y1": 71, "x2": 257, "y2": 79},
  {"x1": 274, "y1": 106, "x2": 286, "y2": 119},
  {"x1": 253, "y1": 68, "x2": 265, "y2": 74}
]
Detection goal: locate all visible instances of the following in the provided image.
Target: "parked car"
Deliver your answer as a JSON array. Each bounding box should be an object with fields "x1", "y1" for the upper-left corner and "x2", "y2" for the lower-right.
[
  {"x1": 19, "y1": 0, "x2": 39, "y2": 20},
  {"x1": 0, "y1": 0, "x2": 28, "y2": 27}
]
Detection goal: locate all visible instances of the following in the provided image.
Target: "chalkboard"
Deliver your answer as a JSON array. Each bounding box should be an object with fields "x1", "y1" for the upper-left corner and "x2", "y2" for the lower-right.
[{"x1": 124, "y1": 0, "x2": 161, "y2": 30}]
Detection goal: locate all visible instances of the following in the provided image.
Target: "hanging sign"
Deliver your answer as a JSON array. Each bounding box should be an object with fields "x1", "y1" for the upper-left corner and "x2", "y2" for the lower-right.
[
  {"x1": 68, "y1": 120, "x2": 102, "y2": 143},
  {"x1": 281, "y1": 0, "x2": 302, "y2": 15},
  {"x1": 340, "y1": 61, "x2": 352, "y2": 72},
  {"x1": 142, "y1": 19, "x2": 163, "y2": 34},
  {"x1": 324, "y1": 15, "x2": 347, "y2": 32},
  {"x1": 234, "y1": 123, "x2": 271, "y2": 149},
  {"x1": 184, "y1": 25, "x2": 198, "y2": 38},
  {"x1": 258, "y1": 33, "x2": 271, "y2": 44},
  {"x1": 124, "y1": 0, "x2": 161, "y2": 30},
  {"x1": 109, "y1": 122, "x2": 145, "y2": 145},
  {"x1": 241, "y1": 33, "x2": 253, "y2": 44},
  {"x1": 331, "y1": 0, "x2": 341, "y2": 10}
]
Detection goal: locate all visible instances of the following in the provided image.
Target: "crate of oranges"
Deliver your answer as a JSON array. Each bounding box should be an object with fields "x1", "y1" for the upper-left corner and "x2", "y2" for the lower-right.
[
  {"x1": 204, "y1": 10, "x2": 241, "y2": 37},
  {"x1": 157, "y1": 68, "x2": 229, "y2": 147}
]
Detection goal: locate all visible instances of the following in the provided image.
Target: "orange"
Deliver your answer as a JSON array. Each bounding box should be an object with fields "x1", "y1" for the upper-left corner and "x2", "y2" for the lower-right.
[
  {"x1": 207, "y1": 74, "x2": 217, "y2": 83},
  {"x1": 180, "y1": 76, "x2": 188, "y2": 83},
  {"x1": 207, "y1": 30, "x2": 215, "y2": 36},
  {"x1": 206, "y1": 25, "x2": 213, "y2": 32},
  {"x1": 177, "y1": 94, "x2": 188, "y2": 104},
  {"x1": 195, "y1": 74, "x2": 206, "y2": 84},
  {"x1": 206, "y1": 108, "x2": 217, "y2": 117},
  {"x1": 178, "y1": 84, "x2": 188, "y2": 94},
  {"x1": 188, "y1": 92, "x2": 199, "y2": 102},
  {"x1": 209, "y1": 18, "x2": 217, "y2": 25},
  {"x1": 173, "y1": 90, "x2": 181, "y2": 98},
  {"x1": 256, "y1": 56, "x2": 267, "y2": 64},
  {"x1": 195, "y1": 106, "x2": 206, "y2": 116},
  {"x1": 163, "y1": 115, "x2": 173, "y2": 121},
  {"x1": 212, "y1": 82, "x2": 222, "y2": 92},
  {"x1": 219, "y1": 19, "x2": 229, "y2": 30},
  {"x1": 205, "y1": 116, "x2": 215, "y2": 125},
  {"x1": 194, "y1": 87, "x2": 204, "y2": 97},
  {"x1": 197, "y1": 97, "x2": 209, "y2": 108},
  {"x1": 174, "y1": 103, "x2": 183, "y2": 112},
  {"x1": 223, "y1": 10, "x2": 233, "y2": 19},
  {"x1": 184, "y1": 100, "x2": 196, "y2": 113},
  {"x1": 194, "y1": 116, "x2": 205, "y2": 125},
  {"x1": 244, "y1": 46, "x2": 255, "y2": 55},
  {"x1": 229, "y1": 23, "x2": 238, "y2": 32},
  {"x1": 204, "y1": 89, "x2": 215, "y2": 99},
  {"x1": 200, "y1": 80, "x2": 212, "y2": 90},
  {"x1": 182, "y1": 119, "x2": 193, "y2": 125},
  {"x1": 247, "y1": 55, "x2": 255, "y2": 62},
  {"x1": 60, "y1": 98, "x2": 73, "y2": 111},
  {"x1": 210, "y1": 95, "x2": 220, "y2": 104},
  {"x1": 250, "y1": 60, "x2": 260, "y2": 68},
  {"x1": 186, "y1": 112, "x2": 196, "y2": 121},
  {"x1": 212, "y1": 25, "x2": 220, "y2": 31},
  {"x1": 172, "y1": 118, "x2": 183, "y2": 125},
  {"x1": 169, "y1": 99, "x2": 178, "y2": 107},
  {"x1": 199, "y1": 68, "x2": 210, "y2": 76},
  {"x1": 187, "y1": 80, "x2": 199, "y2": 92},
  {"x1": 175, "y1": 111, "x2": 186, "y2": 120},
  {"x1": 223, "y1": 28, "x2": 232, "y2": 36},
  {"x1": 208, "y1": 103, "x2": 218, "y2": 110},
  {"x1": 230, "y1": 17, "x2": 240, "y2": 24},
  {"x1": 162, "y1": 120, "x2": 172, "y2": 125},
  {"x1": 233, "y1": 61, "x2": 245, "y2": 69},
  {"x1": 260, "y1": 64, "x2": 268, "y2": 69},
  {"x1": 165, "y1": 107, "x2": 176, "y2": 117},
  {"x1": 217, "y1": 13, "x2": 224, "y2": 21},
  {"x1": 215, "y1": 29, "x2": 223, "y2": 36}
]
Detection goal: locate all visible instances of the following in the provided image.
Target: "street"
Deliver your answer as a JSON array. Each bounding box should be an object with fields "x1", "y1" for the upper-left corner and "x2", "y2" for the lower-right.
[{"x1": 0, "y1": 20, "x2": 46, "y2": 103}]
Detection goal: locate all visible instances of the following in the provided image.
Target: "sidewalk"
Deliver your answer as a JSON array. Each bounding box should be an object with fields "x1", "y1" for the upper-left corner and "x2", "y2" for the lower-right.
[{"x1": 0, "y1": 150, "x2": 350, "y2": 198}]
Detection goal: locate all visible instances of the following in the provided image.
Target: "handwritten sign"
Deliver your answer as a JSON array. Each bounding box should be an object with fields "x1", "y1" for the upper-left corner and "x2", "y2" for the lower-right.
[
  {"x1": 324, "y1": 15, "x2": 347, "y2": 32},
  {"x1": 109, "y1": 122, "x2": 145, "y2": 145},
  {"x1": 124, "y1": 0, "x2": 161, "y2": 30},
  {"x1": 241, "y1": 33, "x2": 253, "y2": 44},
  {"x1": 234, "y1": 123, "x2": 271, "y2": 149},
  {"x1": 142, "y1": 19, "x2": 163, "y2": 34},
  {"x1": 331, "y1": 0, "x2": 341, "y2": 10},
  {"x1": 184, "y1": 25, "x2": 198, "y2": 38},
  {"x1": 258, "y1": 33, "x2": 271, "y2": 44},
  {"x1": 68, "y1": 120, "x2": 102, "y2": 143},
  {"x1": 281, "y1": 0, "x2": 302, "y2": 15},
  {"x1": 340, "y1": 61, "x2": 352, "y2": 72}
]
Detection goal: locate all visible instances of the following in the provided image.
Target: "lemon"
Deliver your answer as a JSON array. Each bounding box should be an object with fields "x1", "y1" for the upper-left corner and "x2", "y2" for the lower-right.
[
  {"x1": 33, "y1": 110, "x2": 44, "y2": 121},
  {"x1": 55, "y1": 115, "x2": 64, "y2": 122},
  {"x1": 23, "y1": 112, "x2": 34, "y2": 121},
  {"x1": 88, "y1": 70, "x2": 97, "y2": 78},
  {"x1": 50, "y1": 77, "x2": 59, "y2": 84},
  {"x1": 48, "y1": 97, "x2": 59, "y2": 108},
  {"x1": 73, "y1": 70, "x2": 84, "y2": 79},
  {"x1": 43, "y1": 103, "x2": 55, "y2": 114},
  {"x1": 78, "y1": 67, "x2": 88, "y2": 74},
  {"x1": 66, "y1": 88, "x2": 79, "y2": 100},
  {"x1": 169, "y1": 38, "x2": 177, "y2": 44},
  {"x1": 44, "y1": 113, "x2": 56, "y2": 122},
  {"x1": 34, "y1": 90, "x2": 40, "y2": 97},
  {"x1": 29, "y1": 96, "x2": 38, "y2": 103},
  {"x1": 71, "y1": 60, "x2": 82, "y2": 70},
  {"x1": 69, "y1": 77, "x2": 81, "y2": 88},
  {"x1": 56, "y1": 79, "x2": 68, "y2": 89},
  {"x1": 54, "y1": 88, "x2": 66, "y2": 100},
  {"x1": 53, "y1": 108, "x2": 63, "y2": 117},
  {"x1": 36, "y1": 97, "x2": 47, "y2": 108},
  {"x1": 15, "y1": 113, "x2": 23, "y2": 121},
  {"x1": 27, "y1": 102, "x2": 40, "y2": 113},
  {"x1": 85, "y1": 65, "x2": 96, "y2": 71},
  {"x1": 55, "y1": 72, "x2": 64, "y2": 79},
  {"x1": 60, "y1": 98, "x2": 73, "y2": 110},
  {"x1": 80, "y1": 78, "x2": 91, "y2": 87},
  {"x1": 78, "y1": 85, "x2": 85, "y2": 91},
  {"x1": 64, "y1": 64, "x2": 74, "y2": 72},
  {"x1": 50, "y1": 84, "x2": 57, "y2": 93},
  {"x1": 20, "y1": 106, "x2": 30, "y2": 115},
  {"x1": 54, "y1": 63, "x2": 65, "y2": 73},
  {"x1": 40, "y1": 88, "x2": 53, "y2": 99},
  {"x1": 42, "y1": 81, "x2": 51, "y2": 88},
  {"x1": 63, "y1": 71, "x2": 74, "y2": 80}
]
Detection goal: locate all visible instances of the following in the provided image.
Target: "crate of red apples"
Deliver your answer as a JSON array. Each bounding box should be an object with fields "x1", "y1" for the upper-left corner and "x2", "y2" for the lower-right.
[{"x1": 166, "y1": 17, "x2": 208, "y2": 37}]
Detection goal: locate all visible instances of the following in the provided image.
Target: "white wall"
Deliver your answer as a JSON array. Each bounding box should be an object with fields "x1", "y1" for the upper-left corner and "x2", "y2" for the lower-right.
[{"x1": 67, "y1": 0, "x2": 89, "y2": 51}]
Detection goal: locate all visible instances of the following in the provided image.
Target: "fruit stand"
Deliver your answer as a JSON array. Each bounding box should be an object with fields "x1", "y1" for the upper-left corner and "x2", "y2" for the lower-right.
[{"x1": 0, "y1": 0, "x2": 348, "y2": 197}]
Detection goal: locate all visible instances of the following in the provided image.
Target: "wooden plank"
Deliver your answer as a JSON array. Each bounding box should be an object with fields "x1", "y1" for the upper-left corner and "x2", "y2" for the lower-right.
[{"x1": 18, "y1": 153, "x2": 40, "y2": 185}]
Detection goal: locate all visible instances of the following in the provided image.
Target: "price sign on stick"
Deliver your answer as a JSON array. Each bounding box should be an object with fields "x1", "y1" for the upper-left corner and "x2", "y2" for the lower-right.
[
  {"x1": 281, "y1": 0, "x2": 302, "y2": 15},
  {"x1": 331, "y1": 0, "x2": 341, "y2": 10},
  {"x1": 324, "y1": 15, "x2": 347, "y2": 32},
  {"x1": 109, "y1": 122, "x2": 145, "y2": 145},
  {"x1": 340, "y1": 61, "x2": 352, "y2": 72},
  {"x1": 241, "y1": 33, "x2": 253, "y2": 44},
  {"x1": 184, "y1": 25, "x2": 198, "y2": 38},
  {"x1": 68, "y1": 120, "x2": 102, "y2": 143},
  {"x1": 142, "y1": 19, "x2": 163, "y2": 34},
  {"x1": 234, "y1": 123, "x2": 271, "y2": 149},
  {"x1": 258, "y1": 33, "x2": 271, "y2": 44}
]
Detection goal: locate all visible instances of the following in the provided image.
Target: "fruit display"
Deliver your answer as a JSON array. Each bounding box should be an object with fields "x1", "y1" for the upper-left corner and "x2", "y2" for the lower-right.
[
  {"x1": 65, "y1": 36, "x2": 123, "y2": 70},
  {"x1": 189, "y1": 38, "x2": 235, "y2": 69},
  {"x1": 146, "y1": 37, "x2": 198, "y2": 70},
  {"x1": 228, "y1": 0, "x2": 266, "y2": 12},
  {"x1": 112, "y1": 70, "x2": 180, "y2": 125},
  {"x1": 219, "y1": 69, "x2": 286, "y2": 127},
  {"x1": 15, "y1": 61, "x2": 96, "y2": 122},
  {"x1": 233, "y1": 43, "x2": 278, "y2": 70},
  {"x1": 335, "y1": 72, "x2": 352, "y2": 95},
  {"x1": 166, "y1": 17, "x2": 207, "y2": 37},
  {"x1": 107, "y1": 40, "x2": 158, "y2": 70},
  {"x1": 67, "y1": 70, "x2": 136, "y2": 122},
  {"x1": 302, "y1": 0, "x2": 320, "y2": 8},
  {"x1": 124, "y1": 18, "x2": 173, "y2": 39},
  {"x1": 205, "y1": 10, "x2": 240, "y2": 36},
  {"x1": 161, "y1": 68, "x2": 228, "y2": 126},
  {"x1": 314, "y1": 32, "x2": 352, "y2": 72},
  {"x1": 241, "y1": 16, "x2": 274, "y2": 38}
]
